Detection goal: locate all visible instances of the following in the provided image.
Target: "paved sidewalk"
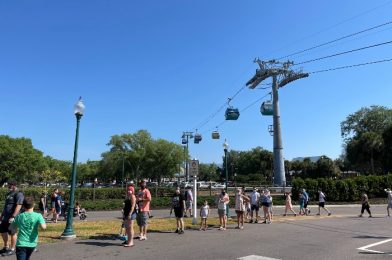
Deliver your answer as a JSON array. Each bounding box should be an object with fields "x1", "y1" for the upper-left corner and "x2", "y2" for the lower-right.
[{"x1": 33, "y1": 205, "x2": 392, "y2": 260}]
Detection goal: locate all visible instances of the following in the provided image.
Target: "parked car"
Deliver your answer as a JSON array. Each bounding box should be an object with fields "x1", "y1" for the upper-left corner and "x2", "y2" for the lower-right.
[
  {"x1": 211, "y1": 183, "x2": 226, "y2": 189},
  {"x1": 198, "y1": 182, "x2": 210, "y2": 189}
]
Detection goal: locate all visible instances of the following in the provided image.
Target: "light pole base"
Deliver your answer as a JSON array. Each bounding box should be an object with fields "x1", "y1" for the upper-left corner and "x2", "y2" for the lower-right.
[
  {"x1": 60, "y1": 233, "x2": 76, "y2": 240},
  {"x1": 192, "y1": 217, "x2": 197, "y2": 225}
]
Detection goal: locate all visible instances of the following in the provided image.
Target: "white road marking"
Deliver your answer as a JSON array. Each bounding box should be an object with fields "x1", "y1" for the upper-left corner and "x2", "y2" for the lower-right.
[
  {"x1": 357, "y1": 238, "x2": 392, "y2": 255},
  {"x1": 237, "y1": 255, "x2": 281, "y2": 260}
]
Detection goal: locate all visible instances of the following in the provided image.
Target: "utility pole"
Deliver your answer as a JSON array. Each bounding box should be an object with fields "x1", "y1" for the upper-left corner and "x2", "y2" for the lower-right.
[
  {"x1": 182, "y1": 132, "x2": 193, "y2": 182},
  {"x1": 246, "y1": 59, "x2": 308, "y2": 187}
]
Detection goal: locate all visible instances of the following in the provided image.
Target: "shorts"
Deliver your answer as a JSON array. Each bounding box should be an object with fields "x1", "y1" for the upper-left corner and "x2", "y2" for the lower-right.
[
  {"x1": 218, "y1": 209, "x2": 226, "y2": 217},
  {"x1": 251, "y1": 204, "x2": 259, "y2": 212},
  {"x1": 235, "y1": 210, "x2": 244, "y2": 214},
  {"x1": 186, "y1": 201, "x2": 193, "y2": 210},
  {"x1": 304, "y1": 202, "x2": 308, "y2": 208},
  {"x1": 261, "y1": 202, "x2": 270, "y2": 208},
  {"x1": 55, "y1": 206, "x2": 61, "y2": 214},
  {"x1": 319, "y1": 202, "x2": 325, "y2": 208},
  {"x1": 0, "y1": 219, "x2": 16, "y2": 235},
  {"x1": 124, "y1": 213, "x2": 137, "y2": 228},
  {"x1": 388, "y1": 201, "x2": 392, "y2": 209},
  {"x1": 137, "y1": 212, "x2": 149, "y2": 227},
  {"x1": 174, "y1": 208, "x2": 184, "y2": 218}
]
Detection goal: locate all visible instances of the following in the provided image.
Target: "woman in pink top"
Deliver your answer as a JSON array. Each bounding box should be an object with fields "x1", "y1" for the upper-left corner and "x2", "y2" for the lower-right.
[{"x1": 283, "y1": 192, "x2": 297, "y2": 216}]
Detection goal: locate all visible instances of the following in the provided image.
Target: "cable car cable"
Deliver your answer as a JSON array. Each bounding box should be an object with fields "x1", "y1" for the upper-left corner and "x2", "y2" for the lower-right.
[
  {"x1": 277, "y1": 20, "x2": 392, "y2": 60},
  {"x1": 266, "y1": 0, "x2": 392, "y2": 60},
  {"x1": 294, "y1": 40, "x2": 392, "y2": 66},
  {"x1": 308, "y1": 58, "x2": 392, "y2": 74}
]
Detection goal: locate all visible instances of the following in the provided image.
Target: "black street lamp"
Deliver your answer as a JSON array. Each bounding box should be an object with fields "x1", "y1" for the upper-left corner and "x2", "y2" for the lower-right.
[{"x1": 61, "y1": 97, "x2": 85, "y2": 240}]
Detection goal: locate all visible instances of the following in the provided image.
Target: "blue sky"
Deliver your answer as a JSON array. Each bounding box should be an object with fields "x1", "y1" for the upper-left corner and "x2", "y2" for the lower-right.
[{"x1": 1, "y1": 0, "x2": 391, "y2": 164}]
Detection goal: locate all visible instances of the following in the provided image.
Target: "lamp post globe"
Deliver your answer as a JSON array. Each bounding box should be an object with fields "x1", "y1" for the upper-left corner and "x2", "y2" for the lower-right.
[{"x1": 61, "y1": 97, "x2": 85, "y2": 240}]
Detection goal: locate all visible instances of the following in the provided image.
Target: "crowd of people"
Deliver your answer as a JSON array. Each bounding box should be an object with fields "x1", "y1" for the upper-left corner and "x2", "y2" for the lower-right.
[{"x1": 2, "y1": 180, "x2": 392, "y2": 258}]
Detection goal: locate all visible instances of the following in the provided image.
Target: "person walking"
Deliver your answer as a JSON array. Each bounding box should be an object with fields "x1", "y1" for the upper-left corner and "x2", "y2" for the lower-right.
[
  {"x1": 122, "y1": 189, "x2": 137, "y2": 247},
  {"x1": 385, "y1": 188, "x2": 392, "y2": 217},
  {"x1": 199, "y1": 200, "x2": 209, "y2": 231},
  {"x1": 38, "y1": 192, "x2": 48, "y2": 220},
  {"x1": 10, "y1": 197, "x2": 46, "y2": 260},
  {"x1": 217, "y1": 189, "x2": 229, "y2": 230},
  {"x1": 0, "y1": 180, "x2": 24, "y2": 257},
  {"x1": 359, "y1": 193, "x2": 372, "y2": 218},
  {"x1": 317, "y1": 190, "x2": 331, "y2": 216},
  {"x1": 249, "y1": 188, "x2": 260, "y2": 223},
  {"x1": 49, "y1": 189, "x2": 58, "y2": 222},
  {"x1": 136, "y1": 181, "x2": 151, "y2": 241},
  {"x1": 299, "y1": 192, "x2": 306, "y2": 215},
  {"x1": 184, "y1": 187, "x2": 193, "y2": 218},
  {"x1": 170, "y1": 187, "x2": 186, "y2": 234},
  {"x1": 302, "y1": 189, "x2": 310, "y2": 215},
  {"x1": 283, "y1": 192, "x2": 297, "y2": 216}
]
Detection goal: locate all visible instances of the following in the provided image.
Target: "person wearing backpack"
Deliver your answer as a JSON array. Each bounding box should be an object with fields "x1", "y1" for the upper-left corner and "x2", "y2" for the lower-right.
[
  {"x1": 0, "y1": 180, "x2": 25, "y2": 257},
  {"x1": 317, "y1": 189, "x2": 331, "y2": 216}
]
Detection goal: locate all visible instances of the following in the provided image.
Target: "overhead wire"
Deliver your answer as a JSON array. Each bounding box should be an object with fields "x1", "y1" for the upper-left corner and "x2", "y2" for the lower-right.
[
  {"x1": 267, "y1": 0, "x2": 392, "y2": 59},
  {"x1": 308, "y1": 58, "x2": 392, "y2": 74},
  {"x1": 294, "y1": 40, "x2": 392, "y2": 65},
  {"x1": 277, "y1": 20, "x2": 392, "y2": 60}
]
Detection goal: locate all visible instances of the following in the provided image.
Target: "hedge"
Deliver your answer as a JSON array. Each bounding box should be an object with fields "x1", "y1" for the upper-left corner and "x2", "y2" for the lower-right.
[
  {"x1": 292, "y1": 174, "x2": 392, "y2": 202},
  {"x1": 0, "y1": 187, "x2": 286, "y2": 210}
]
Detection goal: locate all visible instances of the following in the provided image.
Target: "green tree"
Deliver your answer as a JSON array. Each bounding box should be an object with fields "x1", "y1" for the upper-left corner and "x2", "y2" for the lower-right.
[
  {"x1": 341, "y1": 106, "x2": 392, "y2": 174},
  {"x1": 0, "y1": 135, "x2": 46, "y2": 184}
]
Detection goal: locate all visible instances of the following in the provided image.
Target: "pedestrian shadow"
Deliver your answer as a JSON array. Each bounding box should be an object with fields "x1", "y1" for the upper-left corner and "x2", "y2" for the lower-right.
[
  {"x1": 75, "y1": 241, "x2": 120, "y2": 247},
  {"x1": 353, "y1": 235, "x2": 390, "y2": 239},
  {"x1": 359, "y1": 251, "x2": 392, "y2": 255}
]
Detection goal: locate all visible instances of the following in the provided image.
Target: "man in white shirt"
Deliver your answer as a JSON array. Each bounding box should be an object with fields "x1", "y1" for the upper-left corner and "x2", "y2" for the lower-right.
[
  {"x1": 317, "y1": 190, "x2": 331, "y2": 216},
  {"x1": 249, "y1": 188, "x2": 260, "y2": 223}
]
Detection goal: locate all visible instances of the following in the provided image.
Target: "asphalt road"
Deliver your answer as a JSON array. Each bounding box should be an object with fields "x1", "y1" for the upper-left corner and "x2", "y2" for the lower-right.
[{"x1": 32, "y1": 205, "x2": 392, "y2": 260}]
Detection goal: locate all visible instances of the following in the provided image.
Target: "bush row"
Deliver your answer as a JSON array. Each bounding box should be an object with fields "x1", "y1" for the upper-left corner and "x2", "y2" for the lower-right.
[{"x1": 292, "y1": 174, "x2": 392, "y2": 202}]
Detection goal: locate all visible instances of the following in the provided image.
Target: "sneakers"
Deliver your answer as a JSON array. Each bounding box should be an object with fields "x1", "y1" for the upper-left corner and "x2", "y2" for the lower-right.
[
  {"x1": 1, "y1": 249, "x2": 15, "y2": 257},
  {"x1": 178, "y1": 230, "x2": 184, "y2": 234},
  {"x1": 0, "y1": 248, "x2": 8, "y2": 255},
  {"x1": 175, "y1": 229, "x2": 179, "y2": 233},
  {"x1": 139, "y1": 236, "x2": 147, "y2": 241},
  {"x1": 255, "y1": 219, "x2": 258, "y2": 223},
  {"x1": 328, "y1": 213, "x2": 332, "y2": 216},
  {"x1": 249, "y1": 219, "x2": 253, "y2": 223}
]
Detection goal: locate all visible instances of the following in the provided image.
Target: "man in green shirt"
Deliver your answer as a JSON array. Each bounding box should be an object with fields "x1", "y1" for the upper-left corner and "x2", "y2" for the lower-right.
[{"x1": 10, "y1": 197, "x2": 46, "y2": 260}]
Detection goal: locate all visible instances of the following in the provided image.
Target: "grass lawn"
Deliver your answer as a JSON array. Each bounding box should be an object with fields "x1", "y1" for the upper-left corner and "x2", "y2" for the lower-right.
[{"x1": 40, "y1": 217, "x2": 235, "y2": 244}]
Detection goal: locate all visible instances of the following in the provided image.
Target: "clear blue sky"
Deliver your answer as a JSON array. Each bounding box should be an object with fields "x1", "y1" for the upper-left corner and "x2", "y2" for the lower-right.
[{"x1": 1, "y1": 0, "x2": 391, "y2": 164}]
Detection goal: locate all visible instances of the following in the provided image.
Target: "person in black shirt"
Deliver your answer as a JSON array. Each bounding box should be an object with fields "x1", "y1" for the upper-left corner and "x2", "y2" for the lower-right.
[
  {"x1": 0, "y1": 180, "x2": 24, "y2": 257},
  {"x1": 170, "y1": 187, "x2": 186, "y2": 234},
  {"x1": 122, "y1": 189, "x2": 137, "y2": 247}
]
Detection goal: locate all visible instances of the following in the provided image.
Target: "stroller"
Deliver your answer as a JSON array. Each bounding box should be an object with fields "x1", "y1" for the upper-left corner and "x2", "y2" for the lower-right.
[{"x1": 62, "y1": 202, "x2": 87, "y2": 220}]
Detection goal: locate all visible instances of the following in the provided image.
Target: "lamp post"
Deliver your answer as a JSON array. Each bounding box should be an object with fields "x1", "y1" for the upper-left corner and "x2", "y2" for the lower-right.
[
  {"x1": 61, "y1": 97, "x2": 85, "y2": 240},
  {"x1": 223, "y1": 139, "x2": 229, "y2": 190}
]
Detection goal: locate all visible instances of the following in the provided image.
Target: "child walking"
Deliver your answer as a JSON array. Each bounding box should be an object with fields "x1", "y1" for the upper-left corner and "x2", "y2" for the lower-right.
[
  {"x1": 199, "y1": 200, "x2": 209, "y2": 231},
  {"x1": 10, "y1": 197, "x2": 46, "y2": 260},
  {"x1": 283, "y1": 192, "x2": 297, "y2": 216}
]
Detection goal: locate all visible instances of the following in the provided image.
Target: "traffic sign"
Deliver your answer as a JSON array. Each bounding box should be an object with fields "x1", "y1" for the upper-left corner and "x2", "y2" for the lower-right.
[{"x1": 190, "y1": 159, "x2": 199, "y2": 176}]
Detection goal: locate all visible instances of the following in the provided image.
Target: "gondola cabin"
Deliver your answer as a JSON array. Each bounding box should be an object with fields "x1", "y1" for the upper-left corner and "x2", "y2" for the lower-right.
[
  {"x1": 182, "y1": 138, "x2": 187, "y2": 144},
  {"x1": 260, "y1": 101, "x2": 273, "y2": 116},
  {"x1": 225, "y1": 108, "x2": 240, "y2": 120},
  {"x1": 194, "y1": 134, "x2": 202, "y2": 144},
  {"x1": 211, "y1": 131, "x2": 220, "y2": 139}
]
